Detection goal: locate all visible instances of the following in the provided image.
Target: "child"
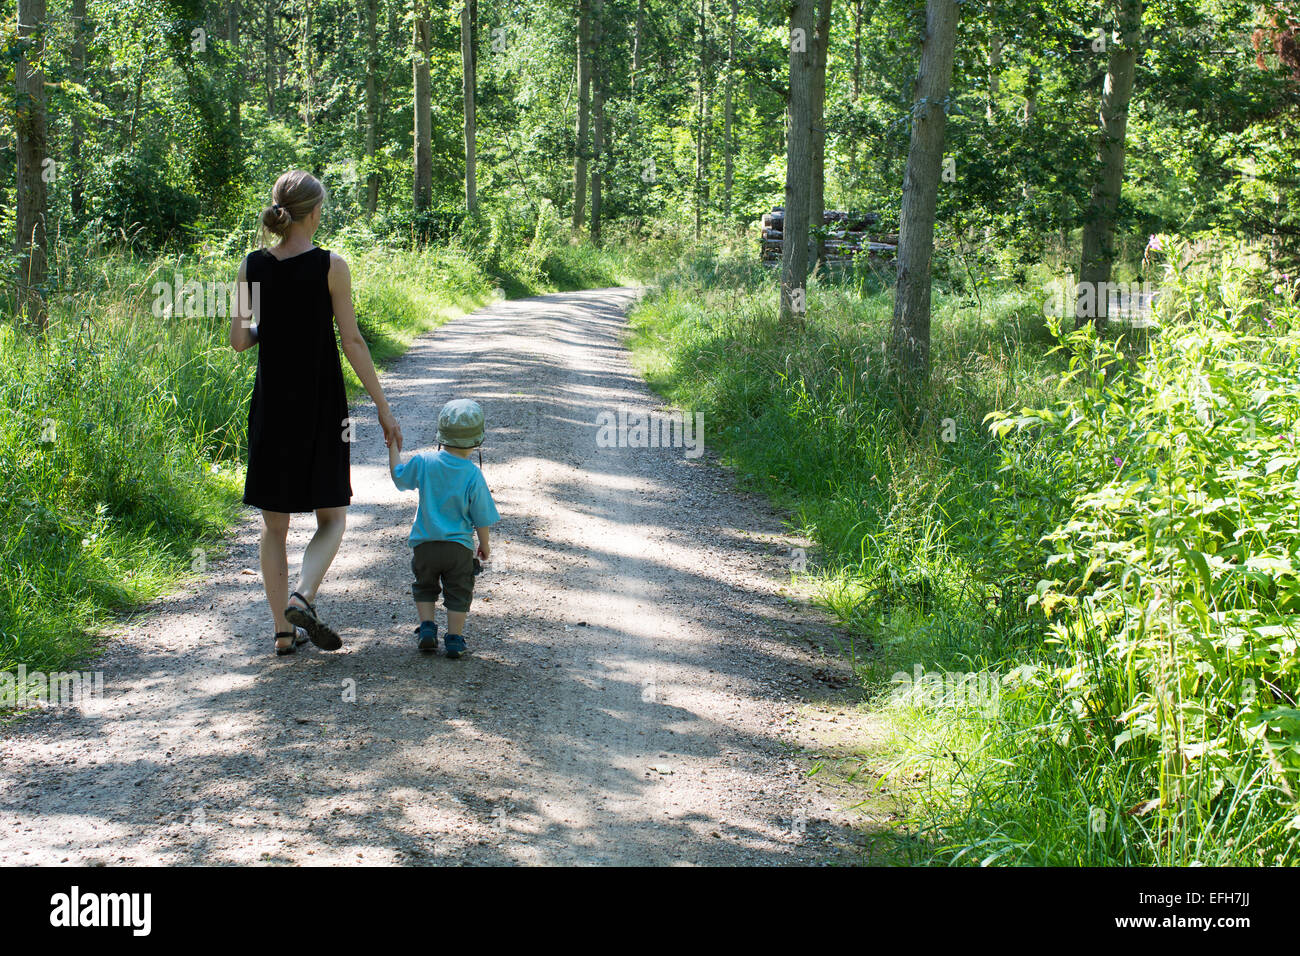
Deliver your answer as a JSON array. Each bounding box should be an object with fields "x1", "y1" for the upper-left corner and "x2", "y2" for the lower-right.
[{"x1": 389, "y1": 398, "x2": 499, "y2": 658}]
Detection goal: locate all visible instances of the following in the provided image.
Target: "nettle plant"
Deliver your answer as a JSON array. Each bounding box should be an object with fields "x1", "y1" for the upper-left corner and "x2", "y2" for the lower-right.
[{"x1": 989, "y1": 246, "x2": 1300, "y2": 825}]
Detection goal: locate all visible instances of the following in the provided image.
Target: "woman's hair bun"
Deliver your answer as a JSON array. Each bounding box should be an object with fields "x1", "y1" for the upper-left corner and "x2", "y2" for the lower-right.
[
  {"x1": 261, "y1": 203, "x2": 294, "y2": 237},
  {"x1": 261, "y1": 170, "x2": 327, "y2": 242}
]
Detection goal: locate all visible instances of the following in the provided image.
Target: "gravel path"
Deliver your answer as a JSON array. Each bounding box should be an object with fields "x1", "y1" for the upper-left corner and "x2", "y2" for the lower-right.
[{"x1": 0, "y1": 288, "x2": 870, "y2": 865}]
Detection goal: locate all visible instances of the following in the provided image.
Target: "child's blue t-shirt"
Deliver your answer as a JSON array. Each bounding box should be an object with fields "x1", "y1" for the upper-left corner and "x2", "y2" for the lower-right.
[{"x1": 391, "y1": 450, "x2": 499, "y2": 550}]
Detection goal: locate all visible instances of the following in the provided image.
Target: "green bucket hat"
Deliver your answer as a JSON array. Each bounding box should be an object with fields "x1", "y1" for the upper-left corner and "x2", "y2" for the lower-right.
[{"x1": 437, "y1": 398, "x2": 485, "y2": 448}]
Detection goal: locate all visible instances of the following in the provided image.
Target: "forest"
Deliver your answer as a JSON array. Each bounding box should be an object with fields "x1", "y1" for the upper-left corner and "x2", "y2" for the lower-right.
[{"x1": 3, "y1": 0, "x2": 1300, "y2": 870}]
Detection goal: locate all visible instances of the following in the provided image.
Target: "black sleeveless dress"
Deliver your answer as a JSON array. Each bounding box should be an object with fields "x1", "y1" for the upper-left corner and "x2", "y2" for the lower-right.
[{"x1": 242, "y1": 246, "x2": 352, "y2": 513}]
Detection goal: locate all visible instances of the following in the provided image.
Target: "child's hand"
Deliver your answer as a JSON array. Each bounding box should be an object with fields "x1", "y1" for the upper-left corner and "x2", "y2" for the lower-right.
[
  {"x1": 477, "y1": 543, "x2": 490, "y2": 563},
  {"x1": 379, "y1": 406, "x2": 403, "y2": 451}
]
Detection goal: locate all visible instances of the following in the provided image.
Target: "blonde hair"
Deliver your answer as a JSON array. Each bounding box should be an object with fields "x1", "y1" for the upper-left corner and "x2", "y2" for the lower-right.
[{"x1": 261, "y1": 170, "x2": 327, "y2": 240}]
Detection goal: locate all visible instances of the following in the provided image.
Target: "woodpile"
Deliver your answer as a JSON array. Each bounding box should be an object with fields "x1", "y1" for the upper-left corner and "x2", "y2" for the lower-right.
[{"x1": 760, "y1": 208, "x2": 898, "y2": 265}]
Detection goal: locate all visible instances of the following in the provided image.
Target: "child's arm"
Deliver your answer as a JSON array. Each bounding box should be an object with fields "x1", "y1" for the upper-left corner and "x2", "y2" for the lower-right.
[
  {"x1": 389, "y1": 441, "x2": 406, "y2": 487},
  {"x1": 468, "y1": 473, "x2": 498, "y2": 561}
]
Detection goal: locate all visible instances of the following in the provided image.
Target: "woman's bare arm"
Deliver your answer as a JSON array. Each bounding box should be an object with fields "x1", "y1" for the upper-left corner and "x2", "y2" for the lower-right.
[
  {"x1": 328, "y1": 252, "x2": 403, "y2": 450},
  {"x1": 229, "y1": 256, "x2": 257, "y2": 352}
]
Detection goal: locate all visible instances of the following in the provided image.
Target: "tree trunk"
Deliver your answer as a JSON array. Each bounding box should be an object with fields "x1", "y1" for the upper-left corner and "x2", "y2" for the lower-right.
[
  {"x1": 632, "y1": 0, "x2": 644, "y2": 94},
  {"x1": 723, "y1": 0, "x2": 736, "y2": 220},
  {"x1": 780, "y1": 0, "x2": 815, "y2": 323},
  {"x1": 127, "y1": 52, "x2": 146, "y2": 148},
  {"x1": 810, "y1": 0, "x2": 831, "y2": 266},
  {"x1": 70, "y1": 0, "x2": 87, "y2": 219},
  {"x1": 573, "y1": 0, "x2": 592, "y2": 235},
  {"x1": 1023, "y1": 62, "x2": 1038, "y2": 125},
  {"x1": 890, "y1": 0, "x2": 960, "y2": 394},
  {"x1": 413, "y1": 4, "x2": 433, "y2": 214},
  {"x1": 849, "y1": 0, "x2": 863, "y2": 182},
  {"x1": 265, "y1": 0, "x2": 276, "y2": 115},
  {"x1": 228, "y1": 2, "x2": 242, "y2": 141},
  {"x1": 852, "y1": 1, "x2": 864, "y2": 100},
  {"x1": 16, "y1": 0, "x2": 49, "y2": 328},
  {"x1": 983, "y1": 31, "x2": 1001, "y2": 241},
  {"x1": 1019, "y1": 62, "x2": 1039, "y2": 206},
  {"x1": 986, "y1": 34, "x2": 1002, "y2": 122},
  {"x1": 590, "y1": 89, "x2": 604, "y2": 245},
  {"x1": 694, "y1": 0, "x2": 709, "y2": 240},
  {"x1": 461, "y1": 0, "x2": 478, "y2": 213},
  {"x1": 1077, "y1": 0, "x2": 1144, "y2": 329},
  {"x1": 301, "y1": 3, "x2": 314, "y2": 134},
  {"x1": 590, "y1": 0, "x2": 605, "y2": 246},
  {"x1": 363, "y1": 0, "x2": 379, "y2": 216}
]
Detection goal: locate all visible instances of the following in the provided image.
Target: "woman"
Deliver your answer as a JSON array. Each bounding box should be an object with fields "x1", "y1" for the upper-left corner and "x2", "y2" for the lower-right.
[{"x1": 230, "y1": 170, "x2": 402, "y2": 656}]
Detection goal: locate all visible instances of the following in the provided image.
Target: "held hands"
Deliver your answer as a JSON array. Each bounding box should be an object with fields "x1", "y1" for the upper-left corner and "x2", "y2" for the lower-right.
[{"x1": 378, "y1": 406, "x2": 403, "y2": 452}]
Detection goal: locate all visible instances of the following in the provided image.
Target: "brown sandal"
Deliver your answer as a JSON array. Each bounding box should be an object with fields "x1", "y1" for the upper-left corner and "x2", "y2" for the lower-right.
[{"x1": 284, "y1": 591, "x2": 342, "y2": 651}]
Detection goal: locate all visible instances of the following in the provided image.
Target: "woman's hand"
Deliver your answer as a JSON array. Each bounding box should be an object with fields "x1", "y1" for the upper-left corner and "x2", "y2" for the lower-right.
[{"x1": 379, "y1": 406, "x2": 403, "y2": 452}]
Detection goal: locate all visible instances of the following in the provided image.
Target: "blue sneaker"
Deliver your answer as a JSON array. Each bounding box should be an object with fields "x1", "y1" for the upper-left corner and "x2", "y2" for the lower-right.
[
  {"x1": 443, "y1": 633, "x2": 467, "y2": 659},
  {"x1": 415, "y1": 621, "x2": 438, "y2": 653}
]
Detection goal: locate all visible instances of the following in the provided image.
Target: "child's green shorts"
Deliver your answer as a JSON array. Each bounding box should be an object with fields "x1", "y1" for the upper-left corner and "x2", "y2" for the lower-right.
[{"x1": 411, "y1": 540, "x2": 476, "y2": 612}]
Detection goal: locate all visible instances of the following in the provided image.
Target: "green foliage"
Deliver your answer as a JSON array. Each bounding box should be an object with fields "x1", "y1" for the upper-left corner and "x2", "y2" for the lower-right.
[
  {"x1": 84, "y1": 151, "x2": 203, "y2": 248},
  {"x1": 0, "y1": 264, "x2": 246, "y2": 674},
  {"x1": 980, "y1": 244, "x2": 1300, "y2": 862},
  {"x1": 1, "y1": 0, "x2": 1290, "y2": 282},
  {"x1": 630, "y1": 241, "x2": 1300, "y2": 865}
]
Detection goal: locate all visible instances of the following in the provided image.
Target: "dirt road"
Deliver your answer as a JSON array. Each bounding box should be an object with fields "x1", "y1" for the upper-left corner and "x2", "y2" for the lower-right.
[{"x1": 0, "y1": 288, "x2": 872, "y2": 865}]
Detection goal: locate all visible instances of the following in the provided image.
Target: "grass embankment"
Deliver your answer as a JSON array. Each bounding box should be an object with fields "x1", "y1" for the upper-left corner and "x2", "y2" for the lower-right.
[
  {"x1": 0, "y1": 231, "x2": 662, "y2": 677},
  {"x1": 628, "y1": 245, "x2": 1300, "y2": 865}
]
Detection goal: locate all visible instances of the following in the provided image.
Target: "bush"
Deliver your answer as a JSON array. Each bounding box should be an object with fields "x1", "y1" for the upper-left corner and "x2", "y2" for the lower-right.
[
  {"x1": 84, "y1": 153, "x2": 202, "y2": 248},
  {"x1": 983, "y1": 244, "x2": 1300, "y2": 862}
]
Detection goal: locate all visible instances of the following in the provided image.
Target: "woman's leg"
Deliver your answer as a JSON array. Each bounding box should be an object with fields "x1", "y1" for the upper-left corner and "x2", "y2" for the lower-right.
[
  {"x1": 260, "y1": 510, "x2": 293, "y2": 648},
  {"x1": 293, "y1": 506, "x2": 348, "y2": 604}
]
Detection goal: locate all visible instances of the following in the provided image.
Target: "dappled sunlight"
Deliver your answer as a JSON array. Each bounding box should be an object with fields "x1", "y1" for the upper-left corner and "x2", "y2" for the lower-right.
[{"x1": 0, "y1": 288, "x2": 868, "y2": 866}]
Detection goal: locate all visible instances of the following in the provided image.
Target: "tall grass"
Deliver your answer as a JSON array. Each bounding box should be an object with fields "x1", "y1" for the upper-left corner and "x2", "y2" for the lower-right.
[
  {"x1": 0, "y1": 223, "x2": 665, "y2": 678},
  {"x1": 628, "y1": 242, "x2": 1300, "y2": 865},
  {"x1": 630, "y1": 253, "x2": 1059, "y2": 633}
]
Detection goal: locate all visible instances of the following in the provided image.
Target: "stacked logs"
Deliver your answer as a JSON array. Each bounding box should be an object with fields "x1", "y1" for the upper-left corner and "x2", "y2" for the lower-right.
[{"x1": 760, "y1": 208, "x2": 898, "y2": 265}]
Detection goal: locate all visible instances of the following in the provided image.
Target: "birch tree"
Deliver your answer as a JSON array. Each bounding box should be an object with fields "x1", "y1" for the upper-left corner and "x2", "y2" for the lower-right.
[
  {"x1": 1076, "y1": 0, "x2": 1144, "y2": 329},
  {"x1": 16, "y1": 0, "x2": 49, "y2": 328},
  {"x1": 890, "y1": 0, "x2": 960, "y2": 395},
  {"x1": 413, "y1": 1, "x2": 433, "y2": 214},
  {"x1": 780, "y1": 0, "x2": 816, "y2": 323}
]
